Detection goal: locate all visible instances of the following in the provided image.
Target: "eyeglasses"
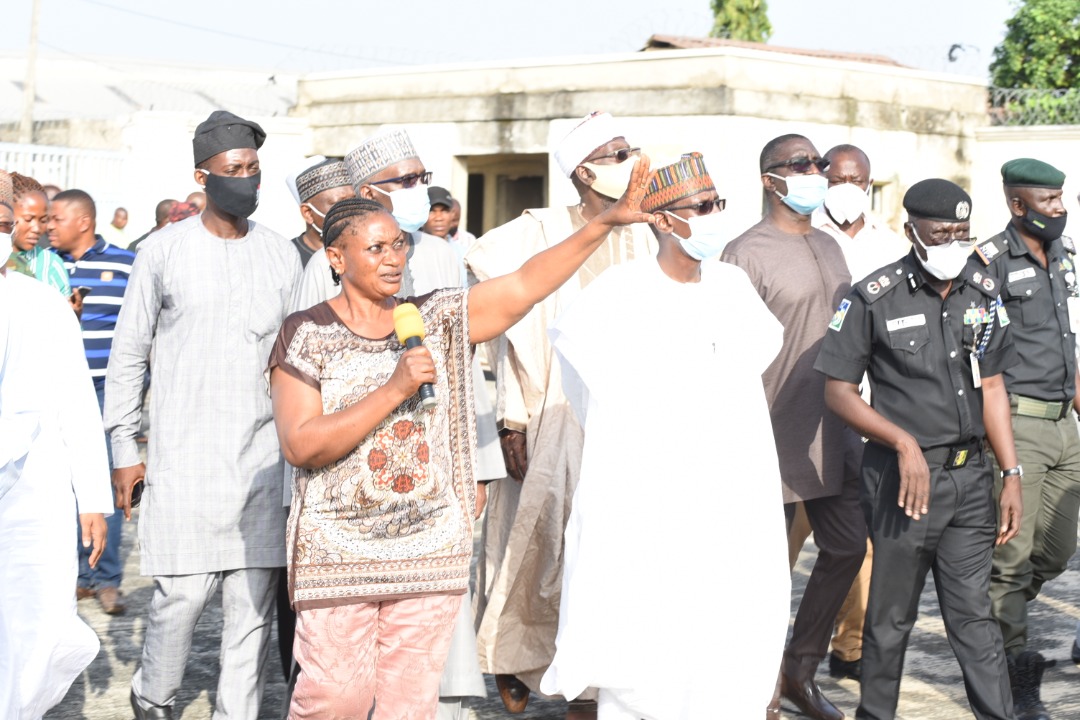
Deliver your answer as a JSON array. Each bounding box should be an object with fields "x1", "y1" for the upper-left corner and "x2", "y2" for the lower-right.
[
  {"x1": 370, "y1": 171, "x2": 433, "y2": 189},
  {"x1": 585, "y1": 147, "x2": 641, "y2": 164},
  {"x1": 765, "y1": 157, "x2": 831, "y2": 174},
  {"x1": 665, "y1": 198, "x2": 726, "y2": 215}
]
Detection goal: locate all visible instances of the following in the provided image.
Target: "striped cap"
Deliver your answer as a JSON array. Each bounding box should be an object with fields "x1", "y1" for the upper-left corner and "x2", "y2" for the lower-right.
[
  {"x1": 295, "y1": 159, "x2": 351, "y2": 203},
  {"x1": 345, "y1": 129, "x2": 419, "y2": 187},
  {"x1": 641, "y1": 152, "x2": 713, "y2": 213}
]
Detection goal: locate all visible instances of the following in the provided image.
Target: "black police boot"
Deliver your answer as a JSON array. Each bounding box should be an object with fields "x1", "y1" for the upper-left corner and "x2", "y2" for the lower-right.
[{"x1": 1009, "y1": 651, "x2": 1054, "y2": 720}]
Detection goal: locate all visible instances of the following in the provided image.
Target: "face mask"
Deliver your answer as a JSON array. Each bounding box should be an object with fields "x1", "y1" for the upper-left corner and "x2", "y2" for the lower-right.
[
  {"x1": 304, "y1": 203, "x2": 326, "y2": 237},
  {"x1": 665, "y1": 210, "x2": 732, "y2": 261},
  {"x1": 581, "y1": 156, "x2": 639, "y2": 200},
  {"x1": 767, "y1": 172, "x2": 828, "y2": 215},
  {"x1": 1022, "y1": 207, "x2": 1067, "y2": 244},
  {"x1": 1, "y1": 231, "x2": 12, "y2": 249},
  {"x1": 371, "y1": 184, "x2": 430, "y2": 233},
  {"x1": 823, "y1": 182, "x2": 870, "y2": 225},
  {"x1": 913, "y1": 228, "x2": 973, "y2": 280},
  {"x1": 202, "y1": 171, "x2": 261, "y2": 219}
]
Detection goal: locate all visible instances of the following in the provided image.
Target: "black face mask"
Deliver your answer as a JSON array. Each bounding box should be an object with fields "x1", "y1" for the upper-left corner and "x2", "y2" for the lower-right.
[
  {"x1": 203, "y1": 171, "x2": 261, "y2": 219},
  {"x1": 1022, "y1": 207, "x2": 1067, "y2": 244}
]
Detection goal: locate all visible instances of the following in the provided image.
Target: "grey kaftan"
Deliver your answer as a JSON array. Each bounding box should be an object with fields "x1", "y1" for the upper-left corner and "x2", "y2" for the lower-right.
[{"x1": 104, "y1": 214, "x2": 302, "y2": 576}]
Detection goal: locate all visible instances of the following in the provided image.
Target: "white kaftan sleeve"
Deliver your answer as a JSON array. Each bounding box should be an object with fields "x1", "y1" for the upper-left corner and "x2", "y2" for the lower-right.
[{"x1": 293, "y1": 248, "x2": 339, "y2": 312}]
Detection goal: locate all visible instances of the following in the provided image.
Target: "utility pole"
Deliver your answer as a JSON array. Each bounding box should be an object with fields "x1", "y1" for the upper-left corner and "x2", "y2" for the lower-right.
[{"x1": 19, "y1": 0, "x2": 41, "y2": 145}]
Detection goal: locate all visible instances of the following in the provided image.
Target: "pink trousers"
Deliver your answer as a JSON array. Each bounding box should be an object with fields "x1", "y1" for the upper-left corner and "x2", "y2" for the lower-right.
[{"x1": 289, "y1": 593, "x2": 463, "y2": 720}]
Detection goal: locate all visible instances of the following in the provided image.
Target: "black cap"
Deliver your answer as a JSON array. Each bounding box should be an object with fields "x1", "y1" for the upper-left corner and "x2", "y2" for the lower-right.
[
  {"x1": 903, "y1": 179, "x2": 972, "y2": 223},
  {"x1": 192, "y1": 110, "x2": 266, "y2": 166},
  {"x1": 427, "y1": 186, "x2": 453, "y2": 209}
]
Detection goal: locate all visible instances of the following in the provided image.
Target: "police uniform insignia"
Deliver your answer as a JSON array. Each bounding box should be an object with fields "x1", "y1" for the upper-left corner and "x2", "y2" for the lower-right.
[
  {"x1": 100, "y1": 271, "x2": 114, "y2": 282},
  {"x1": 997, "y1": 296, "x2": 1010, "y2": 327},
  {"x1": 867, "y1": 281, "x2": 881, "y2": 295},
  {"x1": 829, "y1": 298, "x2": 851, "y2": 332},
  {"x1": 982, "y1": 277, "x2": 995, "y2": 291},
  {"x1": 1063, "y1": 235, "x2": 1076, "y2": 254},
  {"x1": 955, "y1": 201, "x2": 970, "y2": 220},
  {"x1": 972, "y1": 272, "x2": 983, "y2": 284},
  {"x1": 878, "y1": 275, "x2": 891, "y2": 287},
  {"x1": 1067, "y1": 272, "x2": 1076, "y2": 286},
  {"x1": 964, "y1": 307, "x2": 988, "y2": 325},
  {"x1": 975, "y1": 239, "x2": 1001, "y2": 265},
  {"x1": 1062, "y1": 257, "x2": 1074, "y2": 271},
  {"x1": 950, "y1": 448, "x2": 969, "y2": 468}
]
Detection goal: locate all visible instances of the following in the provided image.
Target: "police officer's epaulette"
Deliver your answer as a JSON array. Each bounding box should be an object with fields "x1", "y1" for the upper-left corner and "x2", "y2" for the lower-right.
[
  {"x1": 974, "y1": 237, "x2": 1004, "y2": 266},
  {"x1": 1062, "y1": 235, "x2": 1076, "y2": 255},
  {"x1": 854, "y1": 262, "x2": 906, "y2": 303},
  {"x1": 965, "y1": 267, "x2": 999, "y2": 298}
]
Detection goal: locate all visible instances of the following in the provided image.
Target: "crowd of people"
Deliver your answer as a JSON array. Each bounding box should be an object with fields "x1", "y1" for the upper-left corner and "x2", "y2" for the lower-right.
[{"x1": 1, "y1": 106, "x2": 1079, "y2": 720}]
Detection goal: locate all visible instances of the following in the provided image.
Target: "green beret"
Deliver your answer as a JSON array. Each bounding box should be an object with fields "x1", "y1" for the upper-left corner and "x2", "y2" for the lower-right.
[
  {"x1": 903, "y1": 179, "x2": 972, "y2": 223},
  {"x1": 1001, "y1": 158, "x2": 1065, "y2": 189}
]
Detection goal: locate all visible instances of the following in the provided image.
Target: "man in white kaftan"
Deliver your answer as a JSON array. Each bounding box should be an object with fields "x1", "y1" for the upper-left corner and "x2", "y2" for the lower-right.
[
  {"x1": 465, "y1": 113, "x2": 656, "y2": 709},
  {"x1": 0, "y1": 268, "x2": 114, "y2": 720},
  {"x1": 540, "y1": 153, "x2": 790, "y2": 719}
]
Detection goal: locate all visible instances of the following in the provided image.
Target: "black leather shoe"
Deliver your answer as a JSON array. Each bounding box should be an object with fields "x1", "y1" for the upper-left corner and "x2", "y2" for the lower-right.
[
  {"x1": 131, "y1": 690, "x2": 173, "y2": 720},
  {"x1": 828, "y1": 652, "x2": 862, "y2": 681},
  {"x1": 495, "y1": 674, "x2": 530, "y2": 714},
  {"x1": 781, "y1": 673, "x2": 844, "y2": 720}
]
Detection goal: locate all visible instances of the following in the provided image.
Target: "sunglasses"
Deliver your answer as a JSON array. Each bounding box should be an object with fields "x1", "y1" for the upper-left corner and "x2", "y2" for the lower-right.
[
  {"x1": 585, "y1": 147, "x2": 642, "y2": 164},
  {"x1": 665, "y1": 198, "x2": 726, "y2": 215},
  {"x1": 766, "y1": 157, "x2": 831, "y2": 174},
  {"x1": 370, "y1": 171, "x2": 433, "y2": 189}
]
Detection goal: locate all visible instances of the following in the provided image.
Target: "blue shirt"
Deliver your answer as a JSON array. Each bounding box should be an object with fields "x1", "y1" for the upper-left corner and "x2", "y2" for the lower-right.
[{"x1": 61, "y1": 236, "x2": 136, "y2": 388}]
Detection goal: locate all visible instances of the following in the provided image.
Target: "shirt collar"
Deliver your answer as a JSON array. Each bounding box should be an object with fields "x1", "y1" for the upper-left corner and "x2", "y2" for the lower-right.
[
  {"x1": 1005, "y1": 223, "x2": 1061, "y2": 261},
  {"x1": 61, "y1": 234, "x2": 108, "y2": 262}
]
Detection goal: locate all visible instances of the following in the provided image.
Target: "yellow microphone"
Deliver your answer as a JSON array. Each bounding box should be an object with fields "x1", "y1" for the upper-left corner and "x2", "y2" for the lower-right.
[{"x1": 393, "y1": 302, "x2": 436, "y2": 409}]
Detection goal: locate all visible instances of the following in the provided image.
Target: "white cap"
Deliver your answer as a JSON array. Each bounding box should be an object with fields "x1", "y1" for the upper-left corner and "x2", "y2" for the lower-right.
[
  {"x1": 553, "y1": 112, "x2": 624, "y2": 178},
  {"x1": 285, "y1": 155, "x2": 327, "y2": 205}
]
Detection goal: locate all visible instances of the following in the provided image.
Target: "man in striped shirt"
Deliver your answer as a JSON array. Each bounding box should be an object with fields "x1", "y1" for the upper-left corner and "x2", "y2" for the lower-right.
[{"x1": 49, "y1": 188, "x2": 135, "y2": 615}]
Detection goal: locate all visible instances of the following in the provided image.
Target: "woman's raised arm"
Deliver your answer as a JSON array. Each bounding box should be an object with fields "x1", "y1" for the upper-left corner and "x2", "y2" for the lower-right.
[{"x1": 467, "y1": 154, "x2": 654, "y2": 345}]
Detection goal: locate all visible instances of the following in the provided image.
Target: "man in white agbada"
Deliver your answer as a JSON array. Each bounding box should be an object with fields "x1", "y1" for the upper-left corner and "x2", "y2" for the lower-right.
[
  {"x1": 0, "y1": 249, "x2": 113, "y2": 717},
  {"x1": 465, "y1": 111, "x2": 656, "y2": 716},
  {"x1": 539, "y1": 153, "x2": 790, "y2": 719}
]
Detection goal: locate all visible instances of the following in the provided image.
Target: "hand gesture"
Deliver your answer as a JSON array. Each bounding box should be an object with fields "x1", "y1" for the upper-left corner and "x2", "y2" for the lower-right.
[
  {"x1": 79, "y1": 512, "x2": 108, "y2": 568},
  {"x1": 595, "y1": 153, "x2": 655, "y2": 228},
  {"x1": 499, "y1": 430, "x2": 528, "y2": 481},
  {"x1": 113, "y1": 463, "x2": 146, "y2": 521},
  {"x1": 70, "y1": 290, "x2": 84, "y2": 319},
  {"x1": 996, "y1": 478, "x2": 1023, "y2": 545},
  {"x1": 897, "y1": 443, "x2": 931, "y2": 521}
]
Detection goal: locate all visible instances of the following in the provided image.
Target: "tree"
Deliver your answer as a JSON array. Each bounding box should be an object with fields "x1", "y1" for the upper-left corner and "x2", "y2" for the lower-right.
[
  {"x1": 710, "y1": 0, "x2": 773, "y2": 43},
  {"x1": 990, "y1": 0, "x2": 1080, "y2": 89}
]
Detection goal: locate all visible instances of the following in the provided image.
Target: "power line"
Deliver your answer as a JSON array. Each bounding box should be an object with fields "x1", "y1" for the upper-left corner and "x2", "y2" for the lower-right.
[{"x1": 76, "y1": 0, "x2": 405, "y2": 67}]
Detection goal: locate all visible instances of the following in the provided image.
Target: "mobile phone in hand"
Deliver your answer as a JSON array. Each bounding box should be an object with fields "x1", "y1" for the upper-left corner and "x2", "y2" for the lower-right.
[{"x1": 74, "y1": 286, "x2": 92, "y2": 299}]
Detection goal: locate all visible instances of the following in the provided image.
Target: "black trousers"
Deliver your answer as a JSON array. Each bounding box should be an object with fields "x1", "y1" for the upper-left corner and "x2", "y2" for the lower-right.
[
  {"x1": 855, "y1": 442, "x2": 1013, "y2": 720},
  {"x1": 783, "y1": 472, "x2": 867, "y2": 679}
]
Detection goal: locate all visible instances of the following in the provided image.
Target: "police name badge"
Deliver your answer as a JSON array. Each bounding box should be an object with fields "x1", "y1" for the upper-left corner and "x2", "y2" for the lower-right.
[
  {"x1": 885, "y1": 314, "x2": 926, "y2": 332},
  {"x1": 1069, "y1": 296, "x2": 1080, "y2": 334},
  {"x1": 829, "y1": 299, "x2": 851, "y2": 332},
  {"x1": 1008, "y1": 268, "x2": 1037, "y2": 283}
]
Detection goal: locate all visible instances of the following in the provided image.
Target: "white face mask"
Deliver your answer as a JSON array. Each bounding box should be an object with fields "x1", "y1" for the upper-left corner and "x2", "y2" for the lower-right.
[
  {"x1": 913, "y1": 228, "x2": 973, "y2": 280},
  {"x1": 581, "y1": 156, "x2": 639, "y2": 200},
  {"x1": 823, "y1": 182, "x2": 871, "y2": 225},
  {"x1": 665, "y1": 210, "x2": 733, "y2": 261},
  {"x1": 1, "y1": 231, "x2": 12, "y2": 249},
  {"x1": 370, "y1": 184, "x2": 431, "y2": 233},
  {"x1": 303, "y1": 203, "x2": 326, "y2": 237}
]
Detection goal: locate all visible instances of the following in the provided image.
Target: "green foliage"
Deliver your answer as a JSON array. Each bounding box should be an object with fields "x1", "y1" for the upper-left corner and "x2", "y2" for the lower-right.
[
  {"x1": 710, "y1": 0, "x2": 773, "y2": 43},
  {"x1": 990, "y1": 0, "x2": 1080, "y2": 89}
]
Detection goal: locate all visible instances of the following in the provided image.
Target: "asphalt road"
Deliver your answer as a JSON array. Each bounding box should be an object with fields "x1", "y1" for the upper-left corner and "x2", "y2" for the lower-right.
[{"x1": 46, "y1": 514, "x2": 1080, "y2": 720}]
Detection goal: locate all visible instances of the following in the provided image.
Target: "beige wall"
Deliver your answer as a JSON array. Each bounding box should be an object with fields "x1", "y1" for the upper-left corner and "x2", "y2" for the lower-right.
[{"x1": 296, "y1": 46, "x2": 989, "y2": 237}]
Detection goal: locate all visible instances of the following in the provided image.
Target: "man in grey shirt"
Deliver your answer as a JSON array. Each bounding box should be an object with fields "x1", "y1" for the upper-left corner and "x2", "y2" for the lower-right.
[{"x1": 106, "y1": 110, "x2": 302, "y2": 720}]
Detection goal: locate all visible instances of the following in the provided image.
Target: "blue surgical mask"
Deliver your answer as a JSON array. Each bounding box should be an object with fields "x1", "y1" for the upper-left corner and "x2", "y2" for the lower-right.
[
  {"x1": 767, "y1": 172, "x2": 828, "y2": 215},
  {"x1": 665, "y1": 210, "x2": 732, "y2": 261},
  {"x1": 371, "y1": 184, "x2": 431, "y2": 233}
]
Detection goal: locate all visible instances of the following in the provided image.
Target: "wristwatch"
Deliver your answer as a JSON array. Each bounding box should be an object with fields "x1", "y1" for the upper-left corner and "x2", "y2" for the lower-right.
[{"x1": 1001, "y1": 465, "x2": 1024, "y2": 479}]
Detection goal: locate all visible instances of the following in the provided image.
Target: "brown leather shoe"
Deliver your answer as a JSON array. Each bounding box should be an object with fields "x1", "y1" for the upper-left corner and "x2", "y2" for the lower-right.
[
  {"x1": 495, "y1": 674, "x2": 530, "y2": 713},
  {"x1": 780, "y1": 672, "x2": 843, "y2": 720},
  {"x1": 76, "y1": 586, "x2": 95, "y2": 601},
  {"x1": 566, "y1": 698, "x2": 597, "y2": 720},
  {"x1": 96, "y1": 586, "x2": 127, "y2": 615},
  {"x1": 766, "y1": 696, "x2": 782, "y2": 718}
]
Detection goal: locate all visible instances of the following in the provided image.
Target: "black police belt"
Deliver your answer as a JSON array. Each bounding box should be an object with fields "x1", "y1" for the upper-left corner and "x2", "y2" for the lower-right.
[
  {"x1": 1010, "y1": 394, "x2": 1071, "y2": 421},
  {"x1": 921, "y1": 438, "x2": 983, "y2": 470}
]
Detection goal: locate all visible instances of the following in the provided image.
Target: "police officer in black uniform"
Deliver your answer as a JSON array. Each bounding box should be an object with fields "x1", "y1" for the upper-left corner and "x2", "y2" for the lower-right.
[
  {"x1": 815, "y1": 179, "x2": 1023, "y2": 720},
  {"x1": 976, "y1": 158, "x2": 1080, "y2": 720}
]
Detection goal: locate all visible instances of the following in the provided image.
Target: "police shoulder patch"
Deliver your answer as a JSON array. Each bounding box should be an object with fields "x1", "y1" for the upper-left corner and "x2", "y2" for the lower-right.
[
  {"x1": 855, "y1": 261, "x2": 905, "y2": 303},
  {"x1": 975, "y1": 238, "x2": 1002, "y2": 265},
  {"x1": 829, "y1": 298, "x2": 852, "y2": 332},
  {"x1": 1063, "y1": 235, "x2": 1076, "y2": 255},
  {"x1": 997, "y1": 296, "x2": 1011, "y2": 327}
]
